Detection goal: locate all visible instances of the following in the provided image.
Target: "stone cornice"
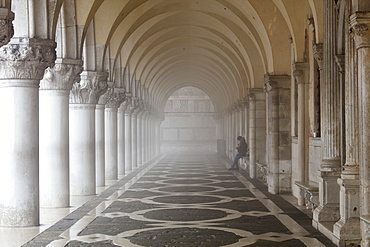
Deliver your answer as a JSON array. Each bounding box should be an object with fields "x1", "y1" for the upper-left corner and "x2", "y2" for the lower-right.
[
  {"x1": 69, "y1": 71, "x2": 108, "y2": 104},
  {"x1": 350, "y1": 12, "x2": 370, "y2": 48},
  {"x1": 0, "y1": 38, "x2": 56, "y2": 80},
  {"x1": 40, "y1": 59, "x2": 83, "y2": 90}
]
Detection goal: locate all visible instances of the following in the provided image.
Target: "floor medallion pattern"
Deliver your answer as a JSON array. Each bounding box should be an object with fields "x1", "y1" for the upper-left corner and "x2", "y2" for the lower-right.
[{"x1": 26, "y1": 153, "x2": 336, "y2": 247}]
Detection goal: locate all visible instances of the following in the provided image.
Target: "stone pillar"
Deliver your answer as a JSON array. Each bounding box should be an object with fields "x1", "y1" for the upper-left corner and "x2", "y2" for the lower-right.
[
  {"x1": 117, "y1": 101, "x2": 127, "y2": 176},
  {"x1": 313, "y1": 0, "x2": 342, "y2": 225},
  {"x1": 248, "y1": 89, "x2": 257, "y2": 178},
  {"x1": 156, "y1": 117, "x2": 162, "y2": 156},
  {"x1": 105, "y1": 87, "x2": 125, "y2": 180},
  {"x1": 137, "y1": 106, "x2": 143, "y2": 166},
  {"x1": 124, "y1": 95, "x2": 133, "y2": 174},
  {"x1": 0, "y1": 38, "x2": 56, "y2": 226},
  {"x1": 131, "y1": 98, "x2": 139, "y2": 170},
  {"x1": 95, "y1": 104, "x2": 105, "y2": 186},
  {"x1": 350, "y1": 12, "x2": 370, "y2": 247},
  {"x1": 39, "y1": 59, "x2": 82, "y2": 208},
  {"x1": 333, "y1": 34, "x2": 361, "y2": 246},
  {"x1": 69, "y1": 71, "x2": 108, "y2": 196},
  {"x1": 293, "y1": 62, "x2": 309, "y2": 206},
  {"x1": 264, "y1": 74, "x2": 291, "y2": 194},
  {"x1": 141, "y1": 111, "x2": 148, "y2": 163},
  {"x1": 243, "y1": 98, "x2": 249, "y2": 142}
]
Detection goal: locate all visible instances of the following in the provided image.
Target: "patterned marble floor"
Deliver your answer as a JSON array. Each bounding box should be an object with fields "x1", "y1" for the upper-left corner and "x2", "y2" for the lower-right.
[{"x1": 23, "y1": 153, "x2": 336, "y2": 247}]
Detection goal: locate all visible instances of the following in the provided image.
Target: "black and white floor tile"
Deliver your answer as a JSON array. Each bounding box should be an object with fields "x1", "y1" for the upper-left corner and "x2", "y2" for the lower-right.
[{"x1": 24, "y1": 153, "x2": 336, "y2": 247}]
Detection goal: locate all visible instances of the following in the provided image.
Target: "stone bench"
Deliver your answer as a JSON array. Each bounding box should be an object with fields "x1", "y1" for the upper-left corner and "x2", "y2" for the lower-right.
[{"x1": 294, "y1": 181, "x2": 319, "y2": 209}]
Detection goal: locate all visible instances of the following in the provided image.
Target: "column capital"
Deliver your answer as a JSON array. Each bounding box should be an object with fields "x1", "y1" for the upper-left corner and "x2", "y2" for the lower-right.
[
  {"x1": 69, "y1": 71, "x2": 108, "y2": 104},
  {"x1": 0, "y1": 38, "x2": 56, "y2": 81},
  {"x1": 293, "y1": 62, "x2": 309, "y2": 84},
  {"x1": 350, "y1": 12, "x2": 370, "y2": 48},
  {"x1": 106, "y1": 87, "x2": 126, "y2": 109},
  {"x1": 264, "y1": 74, "x2": 290, "y2": 93},
  {"x1": 0, "y1": 7, "x2": 14, "y2": 47},
  {"x1": 40, "y1": 59, "x2": 83, "y2": 90},
  {"x1": 313, "y1": 43, "x2": 323, "y2": 70}
]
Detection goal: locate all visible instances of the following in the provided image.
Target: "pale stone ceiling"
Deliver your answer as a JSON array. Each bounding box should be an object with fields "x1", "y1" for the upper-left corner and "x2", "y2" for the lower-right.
[{"x1": 53, "y1": 0, "x2": 323, "y2": 112}]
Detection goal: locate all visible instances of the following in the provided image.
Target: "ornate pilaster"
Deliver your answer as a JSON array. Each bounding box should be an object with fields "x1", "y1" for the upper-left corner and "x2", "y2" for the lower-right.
[
  {"x1": 313, "y1": 0, "x2": 342, "y2": 227},
  {"x1": 350, "y1": 11, "x2": 370, "y2": 247},
  {"x1": 293, "y1": 62, "x2": 309, "y2": 206},
  {"x1": 264, "y1": 74, "x2": 291, "y2": 194}
]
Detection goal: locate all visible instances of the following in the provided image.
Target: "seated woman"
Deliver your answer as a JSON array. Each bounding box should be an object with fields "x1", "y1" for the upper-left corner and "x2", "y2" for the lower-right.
[{"x1": 228, "y1": 136, "x2": 248, "y2": 170}]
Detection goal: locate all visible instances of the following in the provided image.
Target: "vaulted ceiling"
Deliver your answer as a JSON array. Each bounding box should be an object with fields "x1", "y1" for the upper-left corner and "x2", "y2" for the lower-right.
[{"x1": 54, "y1": 0, "x2": 323, "y2": 112}]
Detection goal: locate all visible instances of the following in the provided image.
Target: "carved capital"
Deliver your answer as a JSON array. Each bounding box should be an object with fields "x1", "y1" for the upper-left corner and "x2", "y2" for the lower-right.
[
  {"x1": 40, "y1": 59, "x2": 83, "y2": 90},
  {"x1": 0, "y1": 38, "x2": 56, "y2": 80},
  {"x1": 98, "y1": 85, "x2": 114, "y2": 105},
  {"x1": 293, "y1": 62, "x2": 308, "y2": 84},
  {"x1": 69, "y1": 71, "x2": 108, "y2": 104},
  {"x1": 264, "y1": 74, "x2": 290, "y2": 93},
  {"x1": 350, "y1": 12, "x2": 370, "y2": 48},
  {"x1": 106, "y1": 87, "x2": 126, "y2": 108},
  {"x1": 0, "y1": 8, "x2": 14, "y2": 47},
  {"x1": 313, "y1": 43, "x2": 323, "y2": 70}
]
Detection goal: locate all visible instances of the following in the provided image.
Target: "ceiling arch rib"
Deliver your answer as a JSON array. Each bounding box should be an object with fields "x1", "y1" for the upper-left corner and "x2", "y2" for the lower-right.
[{"x1": 144, "y1": 55, "x2": 236, "y2": 104}]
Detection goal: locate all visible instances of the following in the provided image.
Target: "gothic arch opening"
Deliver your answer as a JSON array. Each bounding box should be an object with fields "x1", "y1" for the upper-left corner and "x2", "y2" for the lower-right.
[{"x1": 161, "y1": 86, "x2": 216, "y2": 152}]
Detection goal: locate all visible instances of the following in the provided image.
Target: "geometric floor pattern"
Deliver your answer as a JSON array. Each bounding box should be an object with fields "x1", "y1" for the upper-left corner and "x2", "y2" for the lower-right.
[{"x1": 24, "y1": 153, "x2": 336, "y2": 247}]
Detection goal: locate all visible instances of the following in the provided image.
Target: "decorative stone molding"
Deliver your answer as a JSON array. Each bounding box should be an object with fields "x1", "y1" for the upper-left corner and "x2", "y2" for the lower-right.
[
  {"x1": 0, "y1": 7, "x2": 14, "y2": 47},
  {"x1": 335, "y1": 54, "x2": 345, "y2": 73},
  {"x1": 350, "y1": 12, "x2": 370, "y2": 48},
  {"x1": 0, "y1": 38, "x2": 56, "y2": 80},
  {"x1": 106, "y1": 87, "x2": 126, "y2": 109},
  {"x1": 69, "y1": 71, "x2": 108, "y2": 104},
  {"x1": 40, "y1": 59, "x2": 83, "y2": 90},
  {"x1": 98, "y1": 83, "x2": 114, "y2": 105},
  {"x1": 313, "y1": 43, "x2": 323, "y2": 69}
]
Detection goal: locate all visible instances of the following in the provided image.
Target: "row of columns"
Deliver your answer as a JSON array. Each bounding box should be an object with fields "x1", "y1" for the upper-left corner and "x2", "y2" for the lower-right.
[{"x1": 0, "y1": 44, "x2": 161, "y2": 226}]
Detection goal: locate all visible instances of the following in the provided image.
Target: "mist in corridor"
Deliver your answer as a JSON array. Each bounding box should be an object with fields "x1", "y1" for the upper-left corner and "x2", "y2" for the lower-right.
[{"x1": 160, "y1": 87, "x2": 217, "y2": 153}]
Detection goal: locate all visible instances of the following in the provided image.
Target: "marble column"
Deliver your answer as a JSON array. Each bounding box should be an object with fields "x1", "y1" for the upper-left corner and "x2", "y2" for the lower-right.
[
  {"x1": 105, "y1": 88, "x2": 125, "y2": 180},
  {"x1": 293, "y1": 62, "x2": 309, "y2": 206},
  {"x1": 124, "y1": 95, "x2": 133, "y2": 174},
  {"x1": 131, "y1": 98, "x2": 139, "y2": 170},
  {"x1": 0, "y1": 38, "x2": 56, "y2": 227},
  {"x1": 313, "y1": 0, "x2": 342, "y2": 225},
  {"x1": 350, "y1": 12, "x2": 370, "y2": 247},
  {"x1": 333, "y1": 18, "x2": 361, "y2": 246},
  {"x1": 264, "y1": 74, "x2": 291, "y2": 194},
  {"x1": 95, "y1": 103, "x2": 106, "y2": 187},
  {"x1": 137, "y1": 106, "x2": 143, "y2": 166},
  {"x1": 242, "y1": 98, "x2": 249, "y2": 142},
  {"x1": 141, "y1": 111, "x2": 148, "y2": 163},
  {"x1": 69, "y1": 71, "x2": 108, "y2": 196},
  {"x1": 117, "y1": 101, "x2": 127, "y2": 176},
  {"x1": 39, "y1": 59, "x2": 82, "y2": 208},
  {"x1": 248, "y1": 90, "x2": 257, "y2": 178}
]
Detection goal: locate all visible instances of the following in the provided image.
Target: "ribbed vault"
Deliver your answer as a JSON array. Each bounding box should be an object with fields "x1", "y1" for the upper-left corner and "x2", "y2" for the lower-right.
[{"x1": 54, "y1": 0, "x2": 323, "y2": 113}]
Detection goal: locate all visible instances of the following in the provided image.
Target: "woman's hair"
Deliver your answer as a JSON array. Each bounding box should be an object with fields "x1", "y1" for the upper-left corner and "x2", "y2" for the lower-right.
[{"x1": 237, "y1": 136, "x2": 243, "y2": 140}]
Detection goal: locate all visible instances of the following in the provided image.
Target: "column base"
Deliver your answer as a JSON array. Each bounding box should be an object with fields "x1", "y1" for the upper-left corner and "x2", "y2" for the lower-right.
[{"x1": 333, "y1": 218, "x2": 361, "y2": 247}]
